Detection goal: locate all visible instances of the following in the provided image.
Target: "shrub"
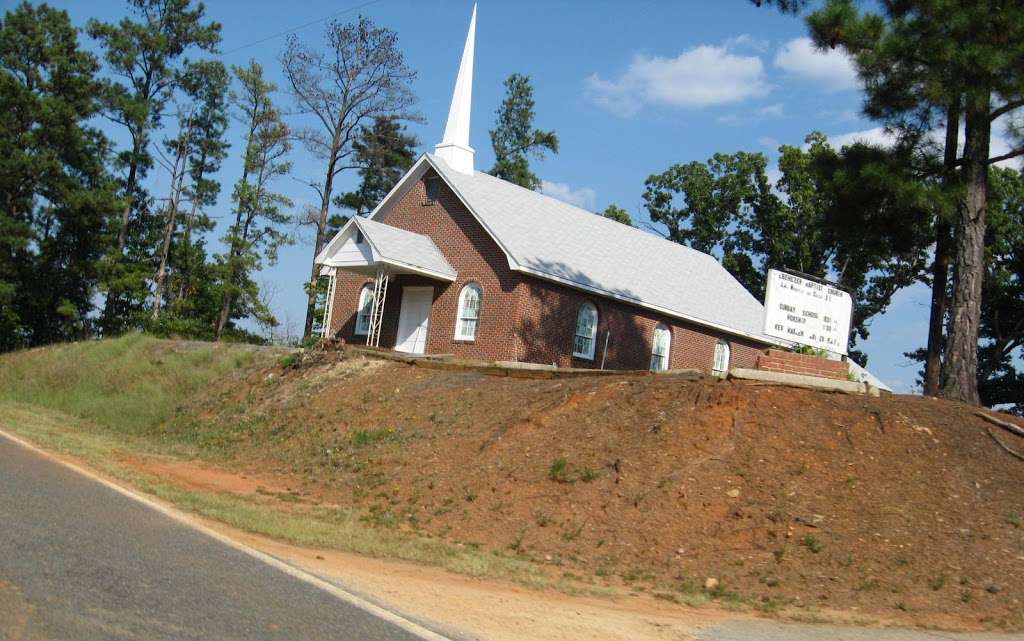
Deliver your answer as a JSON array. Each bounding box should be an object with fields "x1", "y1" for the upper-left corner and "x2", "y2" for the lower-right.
[{"x1": 548, "y1": 457, "x2": 570, "y2": 482}]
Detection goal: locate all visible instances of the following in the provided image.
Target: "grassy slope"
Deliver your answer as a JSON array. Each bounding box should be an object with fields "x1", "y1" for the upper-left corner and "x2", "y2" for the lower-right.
[
  {"x1": 0, "y1": 336, "x2": 557, "y2": 591},
  {"x1": 3, "y1": 337, "x2": 1023, "y2": 630},
  {"x1": 0, "y1": 334, "x2": 259, "y2": 438}
]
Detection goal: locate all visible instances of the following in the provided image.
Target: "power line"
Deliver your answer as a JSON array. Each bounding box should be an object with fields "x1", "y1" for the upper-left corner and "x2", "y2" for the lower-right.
[{"x1": 222, "y1": 0, "x2": 385, "y2": 55}]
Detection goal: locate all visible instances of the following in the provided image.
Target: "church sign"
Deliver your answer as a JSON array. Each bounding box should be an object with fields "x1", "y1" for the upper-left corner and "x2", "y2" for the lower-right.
[{"x1": 762, "y1": 269, "x2": 852, "y2": 355}]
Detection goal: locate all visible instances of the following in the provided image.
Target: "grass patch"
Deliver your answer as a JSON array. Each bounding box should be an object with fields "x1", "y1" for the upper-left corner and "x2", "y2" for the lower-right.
[
  {"x1": 0, "y1": 334, "x2": 267, "y2": 438},
  {"x1": 548, "y1": 457, "x2": 571, "y2": 482}
]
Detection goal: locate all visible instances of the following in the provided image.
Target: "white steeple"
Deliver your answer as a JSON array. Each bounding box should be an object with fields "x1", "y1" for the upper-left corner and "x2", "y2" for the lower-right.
[{"x1": 434, "y1": 5, "x2": 476, "y2": 175}]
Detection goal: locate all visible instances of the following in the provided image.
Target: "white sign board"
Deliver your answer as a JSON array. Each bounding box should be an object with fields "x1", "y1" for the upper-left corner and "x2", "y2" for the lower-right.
[{"x1": 763, "y1": 269, "x2": 852, "y2": 355}]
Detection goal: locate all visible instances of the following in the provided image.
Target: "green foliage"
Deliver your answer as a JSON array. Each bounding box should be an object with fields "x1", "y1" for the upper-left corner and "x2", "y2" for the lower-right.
[
  {"x1": 978, "y1": 167, "x2": 1024, "y2": 412},
  {"x1": 548, "y1": 457, "x2": 570, "y2": 482},
  {"x1": 87, "y1": 0, "x2": 222, "y2": 335},
  {"x1": 489, "y1": 73, "x2": 559, "y2": 190},
  {"x1": 214, "y1": 61, "x2": 292, "y2": 340},
  {"x1": 155, "y1": 60, "x2": 232, "y2": 330},
  {"x1": 644, "y1": 134, "x2": 931, "y2": 362},
  {"x1": 601, "y1": 204, "x2": 633, "y2": 226},
  {"x1": 349, "y1": 427, "x2": 398, "y2": 448},
  {"x1": 747, "y1": 0, "x2": 808, "y2": 14},
  {"x1": 333, "y1": 116, "x2": 418, "y2": 226},
  {"x1": 0, "y1": 2, "x2": 120, "y2": 350},
  {"x1": 806, "y1": 0, "x2": 1024, "y2": 403},
  {"x1": 280, "y1": 16, "x2": 419, "y2": 339},
  {"x1": 800, "y1": 535, "x2": 823, "y2": 554},
  {"x1": 0, "y1": 334, "x2": 257, "y2": 435}
]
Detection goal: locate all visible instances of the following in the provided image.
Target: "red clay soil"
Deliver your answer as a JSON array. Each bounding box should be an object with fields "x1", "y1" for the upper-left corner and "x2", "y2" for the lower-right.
[{"x1": 164, "y1": 349, "x2": 1024, "y2": 630}]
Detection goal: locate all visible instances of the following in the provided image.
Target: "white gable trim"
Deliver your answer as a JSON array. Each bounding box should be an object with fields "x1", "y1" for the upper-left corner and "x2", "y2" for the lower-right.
[
  {"x1": 317, "y1": 215, "x2": 458, "y2": 283},
  {"x1": 516, "y1": 265, "x2": 786, "y2": 347}
]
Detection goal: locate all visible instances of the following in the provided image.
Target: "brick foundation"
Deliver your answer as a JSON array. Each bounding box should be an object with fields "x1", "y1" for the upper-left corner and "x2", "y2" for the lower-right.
[{"x1": 756, "y1": 349, "x2": 849, "y2": 380}]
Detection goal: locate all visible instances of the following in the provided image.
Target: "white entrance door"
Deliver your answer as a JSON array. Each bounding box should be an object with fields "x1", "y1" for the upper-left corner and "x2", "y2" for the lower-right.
[{"x1": 395, "y1": 286, "x2": 433, "y2": 354}]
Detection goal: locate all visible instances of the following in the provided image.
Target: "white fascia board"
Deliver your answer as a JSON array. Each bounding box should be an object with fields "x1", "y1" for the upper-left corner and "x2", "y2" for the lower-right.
[
  {"x1": 514, "y1": 265, "x2": 787, "y2": 348},
  {"x1": 379, "y1": 258, "x2": 457, "y2": 282}
]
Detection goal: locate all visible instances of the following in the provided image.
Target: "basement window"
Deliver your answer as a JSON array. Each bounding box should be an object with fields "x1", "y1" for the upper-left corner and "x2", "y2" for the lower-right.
[{"x1": 424, "y1": 176, "x2": 441, "y2": 204}]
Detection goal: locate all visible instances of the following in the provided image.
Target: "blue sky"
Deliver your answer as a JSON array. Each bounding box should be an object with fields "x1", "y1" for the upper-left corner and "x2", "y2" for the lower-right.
[{"x1": 43, "y1": 0, "x2": 997, "y2": 393}]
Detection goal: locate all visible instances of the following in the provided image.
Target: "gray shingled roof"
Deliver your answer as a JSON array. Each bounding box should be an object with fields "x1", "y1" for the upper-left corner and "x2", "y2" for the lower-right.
[
  {"x1": 428, "y1": 154, "x2": 773, "y2": 343},
  {"x1": 356, "y1": 217, "x2": 457, "y2": 280}
]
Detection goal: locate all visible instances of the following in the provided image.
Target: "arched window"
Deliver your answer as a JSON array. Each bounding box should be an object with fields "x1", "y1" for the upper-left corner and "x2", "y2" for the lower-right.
[
  {"x1": 454, "y1": 282, "x2": 482, "y2": 340},
  {"x1": 354, "y1": 284, "x2": 374, "y2": 335},
  {"x1": 712, "y1": 339, "x2": 731, "y2": 376},
  {"x1": 650, "y1": 323, "x2": 671, "y2": 371},
  {"x1": 573, "y1": 302, "x2": 598, "y2": 360}
]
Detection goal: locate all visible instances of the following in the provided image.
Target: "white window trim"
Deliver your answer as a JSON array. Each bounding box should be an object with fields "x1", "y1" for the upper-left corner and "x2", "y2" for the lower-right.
[
  {"x1": 354, "y1": 284, "x2": 374, "y2": 336},
  {"x1": 712, "y1": 339, "x2": 731, "y2": 376},
  {"x1": 572, "y1": 302, "x2": 598, "y2": 360},
  {"x1": 650, "y1": 323, "x2": 671, "y2": 372},
  {"x1": 453, "y1": 282, "x2": 482, "y2": 341}
]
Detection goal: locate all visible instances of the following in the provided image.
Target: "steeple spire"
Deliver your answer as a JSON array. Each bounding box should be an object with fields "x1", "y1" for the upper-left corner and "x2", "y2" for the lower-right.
[{"x1": 434, "y1": 4, "x2": 476, "y2": 175}]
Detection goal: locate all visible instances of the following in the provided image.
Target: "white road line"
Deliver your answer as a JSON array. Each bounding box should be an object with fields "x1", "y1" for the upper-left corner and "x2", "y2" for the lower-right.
[{"x1": 0, "y1": 428, "x2": 454, "y2": 641}]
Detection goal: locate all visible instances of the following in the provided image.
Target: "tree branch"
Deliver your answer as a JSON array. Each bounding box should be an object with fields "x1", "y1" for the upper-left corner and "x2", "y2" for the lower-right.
[
  {"x1": 987, "y1": 146, "x2": 1024, "y2": 165},
  {"x1": 990, "y1": 98, "x2": 1024, "y2": 122}
]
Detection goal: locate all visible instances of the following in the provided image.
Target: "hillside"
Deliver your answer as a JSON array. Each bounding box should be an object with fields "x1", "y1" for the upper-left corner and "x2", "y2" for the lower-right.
[{"x1": 2, "y1": 338, "x2": 1023, "y2": 630}]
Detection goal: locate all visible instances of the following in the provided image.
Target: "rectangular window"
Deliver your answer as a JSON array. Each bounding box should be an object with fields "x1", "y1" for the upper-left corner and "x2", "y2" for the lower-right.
[{"x1": 424, "y1": 176, "x2": 441, "y2": 204}]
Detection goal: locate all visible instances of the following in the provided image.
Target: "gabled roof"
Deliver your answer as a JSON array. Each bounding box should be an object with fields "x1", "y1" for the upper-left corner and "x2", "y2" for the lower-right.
[
  {"x1": 318, "y1": 152, "x2": 779, "y2": 345},
  {"x1": 424, "y1": 155, "x2": 777, "y2": 344},
  {"x1": 316, "y1": 215, "x2": 457, "y2": 282}
]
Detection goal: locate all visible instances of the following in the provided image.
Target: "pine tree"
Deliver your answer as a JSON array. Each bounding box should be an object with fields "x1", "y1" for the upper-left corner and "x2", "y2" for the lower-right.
[
  {"x1": 601, "y1": 205, "x2": 633, "y2": 226},
  {"x1": 163, "y1": 60, "x2": 231, "y2": 336},
  {"x1": 806, "y1": 0, "x2": 1024, "y2": 403},
  {"x1": 87, "y1": 0, "x2": 221, "y2": 335},
  {"x1": 0, "y1": 2, "x2": 119, "y2": 350},
  {"x1": 489, "y1": 73, "x2": 559, "y2": 190},
  {"x1": 150, "y1": 60, "x2": 230, "y2": 323},
  {"x1": 280, "y1": 17, "x2": 418, "y2": 339},
  {"x1": 333, "y1": 116, "x2": 419, "y2": 226},
  {"x1": 215, "y1": 61, "x2": 292, "y2": 341},
  {"x1": 978, "y1": 167, "x2": 1024, "y2": 412}
]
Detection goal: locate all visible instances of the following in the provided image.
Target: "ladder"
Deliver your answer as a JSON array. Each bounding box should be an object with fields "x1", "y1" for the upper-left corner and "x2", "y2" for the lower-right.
[
  {"x1": 367, "y1": 268, "x2": 389, "y2": 348},
  {"x1": 320, "y1": 271, "x2": 337, "y2": 340}
]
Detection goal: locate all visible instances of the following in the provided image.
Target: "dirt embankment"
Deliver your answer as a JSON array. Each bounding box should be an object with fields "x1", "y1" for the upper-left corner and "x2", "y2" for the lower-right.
[{"x1": 162, "y1": 349, "x2": 1024, "y2": 629}]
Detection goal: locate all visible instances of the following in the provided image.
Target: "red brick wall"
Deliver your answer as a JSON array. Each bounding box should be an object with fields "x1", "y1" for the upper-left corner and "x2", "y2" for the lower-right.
[
  {"x1": 514, "y1": 276, "x2": 763, "y2": 371},
  {"x1": 756, "y1": 349, "x2": 849, "y2": 380},
  {"x1": 327, "y1": 169, "x2": 524, "y2": 361},
  {"x1": 326, "y1": 168, "x2": 770, "y2": 373}
]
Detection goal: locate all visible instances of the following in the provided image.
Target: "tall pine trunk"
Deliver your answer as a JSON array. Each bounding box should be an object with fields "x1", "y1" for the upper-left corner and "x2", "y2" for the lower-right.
[
  {"x1": 942, "y1": 94, "x2": 990, "y2": 404},
  {"x1": 152, "y1": 122, "x2": 193, "y2": 321},
  {"x1": 302, "y1": 159, "x2": 337, "y2": 339},
  {"x1": 100, "y1": 145, "x2": 141, "y2": 334},
  {"x1": 923, "y1": 103, "x2": 959, "y2": 396}
]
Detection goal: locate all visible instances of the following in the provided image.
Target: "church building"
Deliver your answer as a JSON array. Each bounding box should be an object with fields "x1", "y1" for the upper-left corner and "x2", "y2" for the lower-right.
[{"x1": 315, "y1": 6, "x2": 786, "y2": 373}]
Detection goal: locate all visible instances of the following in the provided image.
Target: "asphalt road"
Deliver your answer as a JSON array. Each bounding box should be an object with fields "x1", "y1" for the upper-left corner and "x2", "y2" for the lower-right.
[{"x1": 0, "y1": 435, "x2": 434, "y2": 641}]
